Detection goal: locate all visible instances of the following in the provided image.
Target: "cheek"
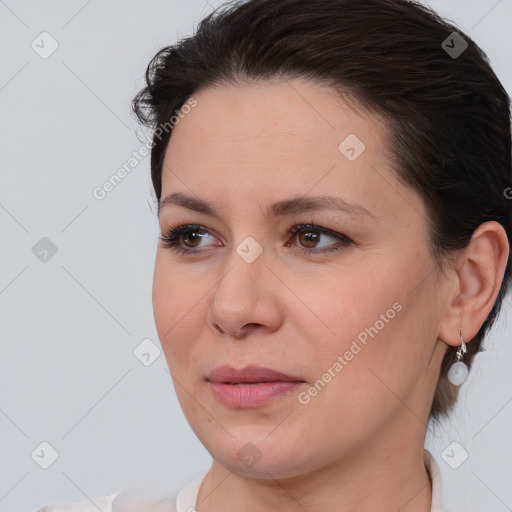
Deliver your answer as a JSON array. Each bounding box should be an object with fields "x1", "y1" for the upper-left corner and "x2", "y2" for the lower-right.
[
  {"x1": 287, "y1": 265, "x2": 399, "y2": 354},
  {"x1": 152, "y1": 254, "x2": 205, "y2": 365},
  {"x1": 301, "y1": 276, "x2": 435, "y2": 426},
  {"x1": 289, "y1": 263, "x2": 422, "y2": 398}
]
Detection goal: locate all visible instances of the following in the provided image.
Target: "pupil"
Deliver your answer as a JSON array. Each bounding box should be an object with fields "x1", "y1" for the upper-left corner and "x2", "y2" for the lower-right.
[
  {"x1": 301, "y1": 231, "x2": 318, "y2": 248},
  {"x1": 185, "y1": 231, "x2": 201, "y2": 247}
]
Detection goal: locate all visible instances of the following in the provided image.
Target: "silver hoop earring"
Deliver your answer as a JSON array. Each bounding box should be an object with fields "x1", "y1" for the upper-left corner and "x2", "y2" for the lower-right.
[{"x1": 447, "y1": 329, "x2": 469, "y2": 386}]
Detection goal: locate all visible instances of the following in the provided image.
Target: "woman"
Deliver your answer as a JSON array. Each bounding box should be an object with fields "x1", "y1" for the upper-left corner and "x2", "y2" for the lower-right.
[{"x1": 36, "y1": 0, "x2": 511, "y2": 510}]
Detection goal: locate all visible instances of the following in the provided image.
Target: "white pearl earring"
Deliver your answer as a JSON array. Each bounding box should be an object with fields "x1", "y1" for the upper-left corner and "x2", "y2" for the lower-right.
[{"x1": 447, "y1": 329, "x2": 469, "y2": 386}]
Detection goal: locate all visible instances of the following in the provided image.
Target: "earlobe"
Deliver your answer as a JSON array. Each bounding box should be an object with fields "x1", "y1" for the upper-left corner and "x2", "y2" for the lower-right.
[{"x1": 438, "y1": 220, "x2": 509, "y2": 347}]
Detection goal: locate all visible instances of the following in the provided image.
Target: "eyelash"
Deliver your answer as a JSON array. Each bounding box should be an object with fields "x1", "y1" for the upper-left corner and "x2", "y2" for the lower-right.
[{"x1": 159, "y1": 222, "x2": 353, "y2": 256}]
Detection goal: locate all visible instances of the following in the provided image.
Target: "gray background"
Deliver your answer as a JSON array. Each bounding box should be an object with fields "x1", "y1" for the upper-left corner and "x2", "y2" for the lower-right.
[{"x1": 0, "y1": 1, "x2": 511, "y2": 511}]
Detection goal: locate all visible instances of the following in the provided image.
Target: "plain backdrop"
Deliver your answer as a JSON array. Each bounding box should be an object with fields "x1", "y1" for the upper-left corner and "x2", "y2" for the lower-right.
[{"x1": 1, "y1": 1, "x2": 511, "y2": 511}]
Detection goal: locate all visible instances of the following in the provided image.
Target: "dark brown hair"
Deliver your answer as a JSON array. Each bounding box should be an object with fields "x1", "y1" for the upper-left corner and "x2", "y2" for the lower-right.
[{"x1": 132, "y1": 0, "x2": 512, "y2": 421}]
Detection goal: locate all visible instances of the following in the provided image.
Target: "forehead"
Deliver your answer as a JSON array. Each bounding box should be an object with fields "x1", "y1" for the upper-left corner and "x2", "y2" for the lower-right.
[
  {"x1": 160, "y1": 79, "x2": 423, "y2": 225},
  {"x1": 170, "y1": 78, "x2": 381, "y2": 153}
]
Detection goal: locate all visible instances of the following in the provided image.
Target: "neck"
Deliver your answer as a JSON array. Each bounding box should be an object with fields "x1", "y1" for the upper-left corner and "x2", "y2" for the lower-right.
[{"x1": 196, "y1": 413, "x2": 433, "y2": 512}]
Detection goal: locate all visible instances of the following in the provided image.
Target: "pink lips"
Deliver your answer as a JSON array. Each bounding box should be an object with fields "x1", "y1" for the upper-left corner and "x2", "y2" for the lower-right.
[
  {"x1": 207, "y1": 365, "x2": 303, "y2": 384},
  {"x1": 207, "y1": 365, "x2": 306, "y2": 408}
]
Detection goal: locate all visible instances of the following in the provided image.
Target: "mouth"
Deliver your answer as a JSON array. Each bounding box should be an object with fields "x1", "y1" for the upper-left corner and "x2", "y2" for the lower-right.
[
  {"x1": 206, "y1": 365, "x2": 306, "y2": 408},
  {"x1": 207, "y1": 364, "x2": 305, "y2": 384},
  {"x1": 222, "y1": 382, "x2": 281, "y2": 385}
]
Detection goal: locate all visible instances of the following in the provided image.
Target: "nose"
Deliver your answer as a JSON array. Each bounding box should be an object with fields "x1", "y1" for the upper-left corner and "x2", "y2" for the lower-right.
[{"x1": 206, "y1": 248, "x2": 283, "y2": 339}]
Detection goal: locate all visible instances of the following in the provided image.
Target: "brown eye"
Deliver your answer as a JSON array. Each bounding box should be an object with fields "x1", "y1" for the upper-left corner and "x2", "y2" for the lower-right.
[
  {"x1": 288, "y1": 224, "x2": 353, "y2": 255},
  {"x1": 297, "y1": 230, "x2": 322, "y2": 249},
  {"x1": 159, "y1": 223, "x2": 352, "y2": 256},
  {"x1": 181, "y1": 229, "x2": 207, "y2": 248},
  {"x1": 159, "y1": 224, "x2": 218, "y2": 253}
]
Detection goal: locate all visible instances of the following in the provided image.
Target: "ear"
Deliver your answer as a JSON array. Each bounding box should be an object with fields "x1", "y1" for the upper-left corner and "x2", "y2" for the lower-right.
[{"x1": 438, "y1": 221, "x2": 510, "y2": 347}]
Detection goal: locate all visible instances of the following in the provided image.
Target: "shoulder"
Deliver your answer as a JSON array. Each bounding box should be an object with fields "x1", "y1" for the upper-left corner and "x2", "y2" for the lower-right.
[
  {"x1": 32, "y1": 491, "x2": 178, "y2": 512},
  {"x1": 112, "y1": 490, "x2": 178, "y2": 512},
  {"x1": 32, "y1": 492, "x2": 118, "y2": 512}
]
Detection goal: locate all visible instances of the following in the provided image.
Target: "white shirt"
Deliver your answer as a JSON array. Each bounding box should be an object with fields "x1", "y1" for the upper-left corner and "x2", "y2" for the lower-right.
[{"x1": 32, "y1": 448, "x2": 442, "y2": 511}]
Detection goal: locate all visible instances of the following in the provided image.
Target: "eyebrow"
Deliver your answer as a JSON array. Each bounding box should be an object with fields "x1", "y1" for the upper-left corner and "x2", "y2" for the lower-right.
[{"x1": 158, "y1": 192, "x2": 377, "y2": 220}]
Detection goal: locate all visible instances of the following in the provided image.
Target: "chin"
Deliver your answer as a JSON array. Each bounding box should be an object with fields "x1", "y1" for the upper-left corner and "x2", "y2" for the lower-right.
[{"x1": 198, "y1": 426, "x2": 314, "y2": 479}]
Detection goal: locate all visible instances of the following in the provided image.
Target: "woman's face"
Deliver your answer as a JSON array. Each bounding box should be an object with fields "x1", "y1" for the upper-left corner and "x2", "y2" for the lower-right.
[{"x1": 153, "y1": 79, "x2": 448, "y2": 478}]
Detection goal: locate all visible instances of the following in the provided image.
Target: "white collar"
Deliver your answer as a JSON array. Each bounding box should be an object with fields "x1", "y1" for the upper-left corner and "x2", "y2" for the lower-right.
[
  {"x1": 424, "y1": 448, "x2": 443, "y2": 511},
  {"x1": 176, "y1": 449, "x2": 443, "y2": 511}
]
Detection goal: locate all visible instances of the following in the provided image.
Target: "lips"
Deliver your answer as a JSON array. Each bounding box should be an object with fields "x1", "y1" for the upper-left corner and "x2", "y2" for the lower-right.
[
  {"x1": 207, "y1": 364, "x2": 304, "y2": 384},
  {"x1": 206, "y1": 365, "x2": 306, "y2": 408}
]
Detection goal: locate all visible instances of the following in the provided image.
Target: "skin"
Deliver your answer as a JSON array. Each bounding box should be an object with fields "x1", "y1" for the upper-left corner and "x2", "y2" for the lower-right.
[{"x1": 152, "y1": 78, "x2": 510, "y2": 512}]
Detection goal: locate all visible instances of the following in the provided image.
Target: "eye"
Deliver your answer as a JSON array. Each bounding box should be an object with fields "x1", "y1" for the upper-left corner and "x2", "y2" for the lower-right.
[
  {"x1": 159, "y1": 223, "x2": 353, "y2": 256},
  {"x1": 286, "y1": 223, "x2": 353, "y2": 255},
  {"x1": 159, "y1": 224, "x2": 219, "y2": 254}
]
